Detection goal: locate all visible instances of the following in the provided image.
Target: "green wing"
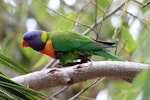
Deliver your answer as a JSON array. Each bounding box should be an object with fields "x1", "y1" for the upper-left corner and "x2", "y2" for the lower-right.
[{"x1": 48, "y1": 31, "x2": 111, "y2": 51}]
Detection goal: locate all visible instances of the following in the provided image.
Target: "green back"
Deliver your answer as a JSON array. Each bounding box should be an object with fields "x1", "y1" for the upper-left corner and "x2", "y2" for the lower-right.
[{"x1": 48, "y1": 31, "x2": 111, "y2": 51}]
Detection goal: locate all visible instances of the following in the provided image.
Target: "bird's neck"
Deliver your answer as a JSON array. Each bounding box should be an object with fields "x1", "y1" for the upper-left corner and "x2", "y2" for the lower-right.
[
  {"x1": 40, "y1": 39, "x2": 56, "y2": 59},
  {"x1": 41, "y1": 31, "x2": 48, "y2": 43}
]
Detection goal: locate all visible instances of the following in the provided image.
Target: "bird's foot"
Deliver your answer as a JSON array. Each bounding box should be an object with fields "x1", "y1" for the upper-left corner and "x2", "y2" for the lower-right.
[
  {"x1": 55, "y1": 63, "x2": 64, "y2": 68},
  {"x1": 55, "y1": 59, "x2": 91, "y2": 68},
  {"x1": 55, "y1": 61, "x2": 89, "y2": 68}
]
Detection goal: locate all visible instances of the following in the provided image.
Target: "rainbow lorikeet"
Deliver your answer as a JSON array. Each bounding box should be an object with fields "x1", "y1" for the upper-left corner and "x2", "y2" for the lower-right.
[{"x1": 22, "y1": 30, "x2": 124, "y2": 65}]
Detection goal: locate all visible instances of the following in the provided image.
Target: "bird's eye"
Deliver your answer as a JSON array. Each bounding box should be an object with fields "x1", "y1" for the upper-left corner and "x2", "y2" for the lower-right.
[{"x1": 29, "y1": 35, "x2": 36, "y2": 40}]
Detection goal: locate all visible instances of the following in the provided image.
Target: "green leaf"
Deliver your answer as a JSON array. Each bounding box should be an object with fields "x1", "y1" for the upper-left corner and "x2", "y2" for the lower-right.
[
  {"x1": 0, "y1": 74, "x2": 45, "y2": 100},
  {"x1": 0, "y1": 90, "x2": 16, "y2": 100},
  {"x1": 121, "y1": 27, "x2": 136, "y2": 53},
  {"x1": 0, "y1": 71, "x2": 5, "y2": 76},
  {"x1": 0, "y1": 82, "x2": 40, "y2": 100},
  {"x1": 0, "y1": 54, "x2": 29, "y2": 74},
  {"x1": 53, "y1": 12, "x2": 76, "y2": 31},
  {"x1": 97, "y1": 0, "x2": 110, "y2": 8}
]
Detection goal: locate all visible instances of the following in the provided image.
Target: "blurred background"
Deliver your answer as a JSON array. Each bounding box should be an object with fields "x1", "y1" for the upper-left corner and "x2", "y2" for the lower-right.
[{"x1": 0, "y1": 0, "x2": 150, "y2": 99}]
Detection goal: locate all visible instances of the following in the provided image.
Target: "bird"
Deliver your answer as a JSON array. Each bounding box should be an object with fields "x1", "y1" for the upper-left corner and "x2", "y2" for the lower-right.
[{"x1": 22, "y1": 30, "x2": 124, "y2": 65}]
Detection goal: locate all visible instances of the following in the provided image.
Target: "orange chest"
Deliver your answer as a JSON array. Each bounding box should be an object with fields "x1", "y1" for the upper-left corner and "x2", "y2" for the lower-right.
[{"x1": 40, "y1": 40, "x2": 56, "y2": 59}]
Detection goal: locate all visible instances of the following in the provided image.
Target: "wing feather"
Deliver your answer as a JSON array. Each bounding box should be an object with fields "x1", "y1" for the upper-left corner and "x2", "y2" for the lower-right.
[{"x1": 48, "y1": 31, "x2": 113, "y2": 51}]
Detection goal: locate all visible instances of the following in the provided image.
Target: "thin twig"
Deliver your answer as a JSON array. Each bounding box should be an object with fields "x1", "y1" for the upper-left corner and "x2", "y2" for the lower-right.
[
  {"x1": 124, "y1": 9, "x2": 150, "y2": 30},
  {"x1": 35, "y1": 0, "x2": 98, "y2": 35},
  {"x1": 113, "y1": 0, "x2": 129, "y2": 40},
  {"x1": 79, "y1": 1, "x2": 92, "y2": 12},
  {"x1": 42, "y1": 59, "x2": 59, "y2": 69},
  {"x1": 82, "y1": 1, "x2": 126, "y2": 35},
  {"x1": 79, "y1": 96, "x2": 95, "y2": 100},
  {"x1": 52, "y1": 86, "x2": 69, "y2": 97},
  {"x1": 94, "y1": 0, "x2": 98, "y2": 26},
  {"x1": 142, "y1": 1, "x2": 150, "y2": 8},
  {"x1": 115, "y1": 39, "x2": 119, "y2": 55},
  {"x1": 72, "y1": 1, "x2": 92, "y2": 32},
  {"x1": 94, "y1": 0, "x2": 99, "y2": 40},
  {"x1": 132, "y1": 0, "x2": 143, "y2": 5},
  {"x1": 45, "y1": 97, "x2": 59, "y2": 100},
  {"x1": 97, "y1": 0, "x2": 113, "y2": 36},
  {"x1": 91, "y1": 0, "x2": 104, "y2": 13},
  {"x1": 68, "y1": 77, "x2": 104, "y2": 100},
  {"x1": 132, "y1": 0, "x2": 150, "y2": 8}
]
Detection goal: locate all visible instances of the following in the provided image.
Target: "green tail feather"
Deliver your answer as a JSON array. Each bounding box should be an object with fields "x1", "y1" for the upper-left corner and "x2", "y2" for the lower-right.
[{"x1": 93, "y1": 50, "x2": 125, "y2": 61}]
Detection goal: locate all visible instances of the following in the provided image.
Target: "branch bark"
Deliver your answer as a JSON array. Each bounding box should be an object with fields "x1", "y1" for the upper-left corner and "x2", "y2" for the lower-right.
[{"x1": 11, "y1": 61, "x2": 149, "y2": 90}]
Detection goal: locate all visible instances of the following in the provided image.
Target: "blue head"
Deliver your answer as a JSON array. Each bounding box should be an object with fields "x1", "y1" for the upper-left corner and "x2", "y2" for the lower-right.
[{"x1": 22, "y1": 30, "x2": 47, "y2": 51}]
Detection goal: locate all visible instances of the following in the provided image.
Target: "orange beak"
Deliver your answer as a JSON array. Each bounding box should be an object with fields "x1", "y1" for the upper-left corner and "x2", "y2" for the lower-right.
[{"x1": 22, "y1": 40, "x2": 29, "y2": 47}]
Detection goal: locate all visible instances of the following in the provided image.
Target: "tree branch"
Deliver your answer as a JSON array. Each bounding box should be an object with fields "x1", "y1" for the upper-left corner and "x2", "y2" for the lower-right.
[
  {"x1": 82, "y1": 0, "x2": 126, "y2": 35},
  {"x1": 11, "y1": 61, "x2": 149, "y2": 91}
]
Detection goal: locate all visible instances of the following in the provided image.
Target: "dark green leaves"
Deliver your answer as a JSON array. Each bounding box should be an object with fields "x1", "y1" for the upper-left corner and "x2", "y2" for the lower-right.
[
  {"x1": 121, "y1": 27, "x2": 136, "y2": 53},
  {"x1": 53, "y1": 12, "x2": 76, "y2": 31},
  {"x1": 0, "y1": 73, "x2": 45, "y2": 100}
]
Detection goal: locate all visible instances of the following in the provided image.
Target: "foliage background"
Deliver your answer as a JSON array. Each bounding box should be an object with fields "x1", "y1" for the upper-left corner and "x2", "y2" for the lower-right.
[{"x1": 0, "y1": 0, "x2": 150, "y2": 100}]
